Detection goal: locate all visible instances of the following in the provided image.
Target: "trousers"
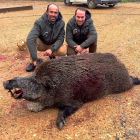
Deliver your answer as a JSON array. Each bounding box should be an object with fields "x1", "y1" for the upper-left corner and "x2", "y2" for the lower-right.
[{"x1": 35, "y1": 38, "x2": 67, "y2": 57}]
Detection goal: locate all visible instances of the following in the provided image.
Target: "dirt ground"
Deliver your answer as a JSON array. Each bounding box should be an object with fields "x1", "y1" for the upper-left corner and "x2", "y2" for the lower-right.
[{"x1": 0, "y1": 0, "x2": 140, "y2": 140}]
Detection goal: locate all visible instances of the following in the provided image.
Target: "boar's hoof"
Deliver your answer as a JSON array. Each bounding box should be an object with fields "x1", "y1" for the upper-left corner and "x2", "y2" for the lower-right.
[
  {"x1": 56, "y1": 113, "x2": 65, "y2": 130},
  {"x1": 25, "y1": 100, "x2": 45, "y2": 112}
]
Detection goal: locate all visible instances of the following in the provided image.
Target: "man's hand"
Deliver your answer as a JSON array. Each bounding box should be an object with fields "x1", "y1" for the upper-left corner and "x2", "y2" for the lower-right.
[
  {"x1": 80, "y1": 49, "x2": 88, "y2": 54},
  {"x1": 74, "y1": 45, "x2": 82, "y2": 53},
  {"x1": 33, "y1": 61, "x2": 36, "y2": 66},
  {"x1": 74, "y1": 45, "x2": 87, "y2": 54},
  {"x1": 44, "y1": 49, "x2": 52, "y2": 56}
]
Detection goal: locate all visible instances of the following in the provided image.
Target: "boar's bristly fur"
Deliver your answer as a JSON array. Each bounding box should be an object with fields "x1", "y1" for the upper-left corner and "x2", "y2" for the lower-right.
[{"x1": 3, "y1": 53, "x2": 140, "y2": 130}]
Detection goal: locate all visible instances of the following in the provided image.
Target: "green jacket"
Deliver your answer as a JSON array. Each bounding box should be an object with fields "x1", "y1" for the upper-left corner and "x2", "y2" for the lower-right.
[
  {"x1": 66, "y1": 10, "x2": 97, "y2": 49},
  {"x1": 26, "y1": 12, "x2": 65, "y2": 61}
]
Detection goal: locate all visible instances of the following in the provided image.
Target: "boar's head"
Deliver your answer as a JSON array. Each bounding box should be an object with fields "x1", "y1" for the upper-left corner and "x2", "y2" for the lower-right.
[
  {"x1": 3, "y1": 58, "x2": 46, "y2": 101},
  {"x1": 3, "y1": 74, "x2": 46, "y2": 101}
]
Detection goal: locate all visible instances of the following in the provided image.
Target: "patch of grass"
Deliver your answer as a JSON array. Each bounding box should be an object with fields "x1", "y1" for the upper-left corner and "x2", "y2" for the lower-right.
[{"x1": 93, "y1": 106, "x2": 98, "y2": 112}]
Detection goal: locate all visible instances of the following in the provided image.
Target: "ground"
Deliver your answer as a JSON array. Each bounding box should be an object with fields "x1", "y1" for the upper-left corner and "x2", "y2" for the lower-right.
[{"x1": 0, "y1": 0, "x2": 140, "y2": 140}]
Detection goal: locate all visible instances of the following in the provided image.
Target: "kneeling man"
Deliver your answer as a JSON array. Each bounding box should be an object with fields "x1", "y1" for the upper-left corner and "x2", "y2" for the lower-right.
[
  {"x1": 66, "y1": 7, "x2": 97, "y2": 55},
  {"x1": 26, "y1": 4, "x2": 66, "y2": 72}
]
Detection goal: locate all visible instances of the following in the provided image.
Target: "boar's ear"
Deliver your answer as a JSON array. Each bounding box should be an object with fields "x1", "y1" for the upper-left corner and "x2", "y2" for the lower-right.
[
  {"x1": 40, "y1": 76, "x2": 54, "y2": 89},
  {"x1": 44, "y1": 81, "x2": 53, "y2": 89},
  {"x1": 36, "y1": 58, "x2": 43, "y2": 67}
]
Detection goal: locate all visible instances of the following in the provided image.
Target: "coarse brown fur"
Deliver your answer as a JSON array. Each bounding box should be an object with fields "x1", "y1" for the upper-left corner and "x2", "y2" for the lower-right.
[{"x1": 3, "y1": 53, "x2": 140, "y2": 129}]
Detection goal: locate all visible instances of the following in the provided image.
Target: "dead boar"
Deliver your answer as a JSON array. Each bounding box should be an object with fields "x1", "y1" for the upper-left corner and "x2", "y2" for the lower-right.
[{"x1": 3, "y1": 53, "x2": 140, "y2": 130}]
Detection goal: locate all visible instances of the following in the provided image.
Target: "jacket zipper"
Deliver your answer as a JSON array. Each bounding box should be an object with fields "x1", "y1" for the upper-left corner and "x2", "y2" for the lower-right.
[
  {"x1": 49, "y1": 29, "x2": 53, "y2": 44},
  {"x1": 80, "y1": 26, "x2": 82, "y2": 40},
  {"x1": 48, "y1": 24, "x2": 54, "y2": 44}
]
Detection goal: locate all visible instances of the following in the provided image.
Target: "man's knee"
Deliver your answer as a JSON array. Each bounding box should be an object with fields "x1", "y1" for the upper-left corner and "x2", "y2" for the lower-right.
[
  {"x1": 52, "y1": 45, "x2": 67, "y2": 57},
  {"x1": 67, "y1": 45, "x2": 77, "y2": 56},
  {"x1": 89, "y1": 40, "x2": 97, "y2": 53},
  {"x1": 35, "y1": 38, "x2": 47, "y2": 51}
]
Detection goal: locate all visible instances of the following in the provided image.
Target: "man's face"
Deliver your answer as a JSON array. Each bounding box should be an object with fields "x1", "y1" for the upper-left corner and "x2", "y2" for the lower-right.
[
  {"x1": 46, "y1": 5, "x2": 59, "y2": 24},
  {"x1": 75, "y1": 10, "x2": 86, "y2": 26}
]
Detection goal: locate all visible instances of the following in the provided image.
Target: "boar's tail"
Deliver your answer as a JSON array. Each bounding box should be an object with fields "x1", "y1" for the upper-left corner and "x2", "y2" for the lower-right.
[{"x1": 130, "y1": 76, "x2": 140, "y2": 85}]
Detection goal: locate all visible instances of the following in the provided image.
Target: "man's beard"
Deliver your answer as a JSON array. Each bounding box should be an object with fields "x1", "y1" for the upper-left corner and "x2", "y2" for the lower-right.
[{"x1": 49, "y1": 16, "x2": 57, "y2": 23}]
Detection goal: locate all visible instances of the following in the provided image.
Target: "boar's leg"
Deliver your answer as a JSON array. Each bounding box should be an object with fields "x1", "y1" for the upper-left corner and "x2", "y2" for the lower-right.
[{"x1": 56, "y1": 106, "x2": 79, "y2": 130}]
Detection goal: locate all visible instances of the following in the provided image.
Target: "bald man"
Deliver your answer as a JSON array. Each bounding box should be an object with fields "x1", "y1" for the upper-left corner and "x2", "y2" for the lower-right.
[{"x1": 26, "y1": 4, "x2": 66, "y2": 72}]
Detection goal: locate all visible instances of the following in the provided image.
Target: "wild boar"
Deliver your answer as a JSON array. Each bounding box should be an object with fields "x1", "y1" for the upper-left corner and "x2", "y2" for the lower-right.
[{"x1": 3, "y1": 53, "x2": 140, "y2": 130}]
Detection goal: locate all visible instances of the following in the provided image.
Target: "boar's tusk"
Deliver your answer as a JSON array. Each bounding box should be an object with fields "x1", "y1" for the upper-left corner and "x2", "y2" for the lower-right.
[{"x1": 8, "y1": 89, "x2": 14, "y2": 97}]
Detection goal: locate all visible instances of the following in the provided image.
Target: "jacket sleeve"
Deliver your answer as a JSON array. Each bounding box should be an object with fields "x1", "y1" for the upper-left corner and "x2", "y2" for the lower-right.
[
  {"x1": 50, "y1": 21, "x2": 65, "y2": 52},
  {"x1": 80, "y1": 20, "x2": 97, "y2": 49},
  {"x1": 26, "y1": 20, "x2": 41, "y2": 62},
  {"x1": 66, "y1": 21, "x2": 77, "y2": 49}
]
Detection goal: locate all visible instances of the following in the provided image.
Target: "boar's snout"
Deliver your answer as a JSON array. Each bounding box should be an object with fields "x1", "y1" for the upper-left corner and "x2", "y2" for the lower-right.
[
  {"x1": 3, "y1": 81, "x2": 12, "y2": 90},
  {"x1": 3, "y1": 77, "x2": 19, "y2": 90}
]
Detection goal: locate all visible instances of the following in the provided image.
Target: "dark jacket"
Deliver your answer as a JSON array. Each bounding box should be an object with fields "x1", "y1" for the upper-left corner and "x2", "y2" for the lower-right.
[
  {"x1": 26, "y1": 12, "x2": 65, "y2": 61},
  {"x1": 66, "y1": 10, "x2": 97, "y2": 49}
]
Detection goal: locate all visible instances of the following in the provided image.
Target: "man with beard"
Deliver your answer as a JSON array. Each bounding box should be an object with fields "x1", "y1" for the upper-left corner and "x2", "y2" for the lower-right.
[
  {"x1": 66, "y1": 7, "x2": 97, "y2": 55},
  {"x1": 26, "y1": 4, "x2": 66, "y2": 72}
]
